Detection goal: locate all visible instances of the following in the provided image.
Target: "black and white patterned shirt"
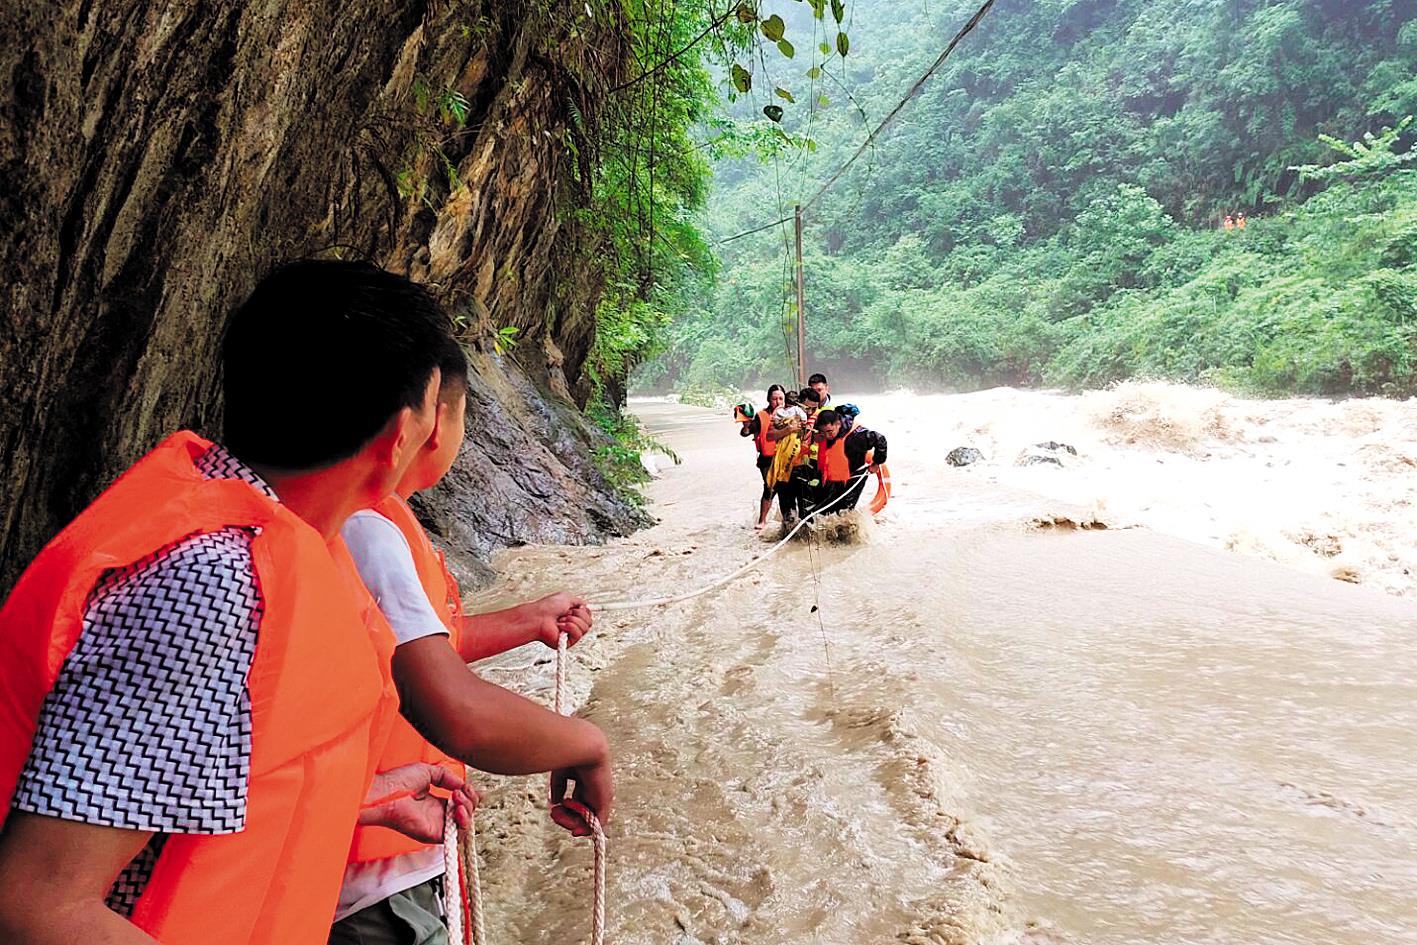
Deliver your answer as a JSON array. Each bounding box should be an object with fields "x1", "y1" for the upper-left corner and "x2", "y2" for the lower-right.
[{"x1": 11, "y1": 444, "x2": 273, "y2": 916}]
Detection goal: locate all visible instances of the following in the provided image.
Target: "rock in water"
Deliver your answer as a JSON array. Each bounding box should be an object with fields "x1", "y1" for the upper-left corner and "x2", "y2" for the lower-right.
[
  {"x1": 1017, "y1": 440, "x2": 1079, "y2": 467},
  {"x1": 947, "y1": 446, "x2": 985, "y2": 466}
]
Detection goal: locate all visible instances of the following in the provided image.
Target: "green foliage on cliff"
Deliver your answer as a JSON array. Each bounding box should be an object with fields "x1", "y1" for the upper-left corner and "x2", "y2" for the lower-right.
[
  {"x1": 651, "y1": 0, "x2": 1417, "y2": 396},
  {"x1": 583, "y1": 0, "x2": 856, "y2": 404}
]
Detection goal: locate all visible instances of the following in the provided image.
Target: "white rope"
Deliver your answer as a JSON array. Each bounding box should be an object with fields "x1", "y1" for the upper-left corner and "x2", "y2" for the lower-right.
[
  {"x1": 461, "y1": 805, "x2": 487, "y2": 945},
  {"x1": 588, "y1": 471, "x2": 873, "y2": 612},
  {"x1": 552, "y1": 631, "x2": 608, "y2": 945},
  {"x1": 441, "y1": 635, "x2": 606, "y2": 945},
  {"x1": 443, "y1": 805, "x2": 468, "y2": 945}
]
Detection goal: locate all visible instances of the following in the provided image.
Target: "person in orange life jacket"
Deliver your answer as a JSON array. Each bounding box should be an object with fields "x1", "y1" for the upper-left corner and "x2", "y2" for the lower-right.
[
  {"x1": 740, "y1": 384, "x2": 787, "y2": 529},
  {"x1": 812, "y1": 406, "x2": 887, "y2": 512},
  {"x1": 0, "y1": 260, "x2": 477, "y2": 945},
  {"x1": 332, "y1": 340, "x2": 609, "y2": 944}
]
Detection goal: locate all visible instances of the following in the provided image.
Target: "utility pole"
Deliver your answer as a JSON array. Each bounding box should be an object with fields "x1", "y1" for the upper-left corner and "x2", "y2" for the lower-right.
[{"x1": 794, "y1": 203, "x2": 806, "y2": 387}]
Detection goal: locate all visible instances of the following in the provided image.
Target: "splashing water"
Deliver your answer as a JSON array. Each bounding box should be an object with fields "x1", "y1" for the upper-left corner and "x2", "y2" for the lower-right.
[{"x1": 462, "y1": 388, "x2": 1417, "y2": 945}]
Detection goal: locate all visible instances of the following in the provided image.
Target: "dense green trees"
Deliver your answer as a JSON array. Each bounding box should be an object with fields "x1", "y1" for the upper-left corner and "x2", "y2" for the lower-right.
[{"x1": 648, "y1": 0, "x2": 1417, "y2": 396}]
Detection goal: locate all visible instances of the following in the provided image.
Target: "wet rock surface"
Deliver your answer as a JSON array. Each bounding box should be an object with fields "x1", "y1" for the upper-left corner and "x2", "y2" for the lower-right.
[
  {"x1": 947, "y1": 446, "x2": 986, "y2": 466},
  {"x1": 1017, "y1": 441, "x2": 1079, "y2": 467},
  {"x1": 0, "y1": 1, "x2": 642, "y2": 591},
  {"x1": 412, "y1": 351, "x2": 651, "y2": 587}
]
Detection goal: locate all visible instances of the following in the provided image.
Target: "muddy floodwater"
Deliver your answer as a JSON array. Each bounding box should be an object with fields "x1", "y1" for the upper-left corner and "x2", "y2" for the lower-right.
[{"x1": 467, "y1": 390, "x2": 1417, "y2": 945}]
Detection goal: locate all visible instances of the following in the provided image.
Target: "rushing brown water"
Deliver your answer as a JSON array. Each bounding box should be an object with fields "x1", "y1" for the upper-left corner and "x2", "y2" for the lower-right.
[{"x1": 467, "y1": 395, "x2": 1417, "y2": 945}]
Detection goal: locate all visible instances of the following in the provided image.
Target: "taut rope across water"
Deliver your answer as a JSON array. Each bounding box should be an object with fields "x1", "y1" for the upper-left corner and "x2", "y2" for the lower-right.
[{"x1": 589, "y1": 470, "x2": 878, "y2": 613}]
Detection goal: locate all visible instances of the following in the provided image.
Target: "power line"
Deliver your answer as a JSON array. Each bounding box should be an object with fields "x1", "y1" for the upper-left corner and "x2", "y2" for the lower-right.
[
  {"x1": 715, "y1": 214, "x2": 793, "y2": 244},
  {"x1": 714, "y1": 0, "x2": 996, "y2": 243},
  {"x1": 609, "y1": 6, "x2": 737, "y2": 94},
  {"x1": 803, "y1": 0, "x2": 996, "y2": 212}
]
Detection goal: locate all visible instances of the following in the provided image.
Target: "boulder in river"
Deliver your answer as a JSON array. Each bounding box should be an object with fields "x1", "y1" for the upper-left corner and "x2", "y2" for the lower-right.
[
  {"x1": 1017, "y1": 441, "x2": 1078, "y2": 467},
  {"x1": 947, "y1": 446, "x2": 985, "y2": 466}
]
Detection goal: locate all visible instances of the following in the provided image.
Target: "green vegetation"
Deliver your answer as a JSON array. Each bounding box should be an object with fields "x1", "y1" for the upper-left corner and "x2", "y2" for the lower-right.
[
  {"x1": 585, "y1": 400, "x2": 682, "y2": 504},
  {"x1": 646, "y1": 0, "x2": 1417, "y2": 397},
  {"x1": 580, "y1": 0, "x2": 850, "y2": 490}
]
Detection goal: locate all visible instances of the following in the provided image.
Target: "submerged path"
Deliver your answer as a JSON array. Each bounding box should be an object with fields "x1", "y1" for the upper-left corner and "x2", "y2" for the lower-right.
[{"x1": 469, "y1": 396, "x2": 1417, "y2": 945}]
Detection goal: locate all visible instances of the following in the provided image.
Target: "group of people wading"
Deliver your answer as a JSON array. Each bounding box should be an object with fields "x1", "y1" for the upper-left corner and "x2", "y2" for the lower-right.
[
  {"x1": 737, "y1": 372, "x2": 889, "y2": 530},
  {"x1": 0, "y1": 261, "x2": 611, "y2": 945}
]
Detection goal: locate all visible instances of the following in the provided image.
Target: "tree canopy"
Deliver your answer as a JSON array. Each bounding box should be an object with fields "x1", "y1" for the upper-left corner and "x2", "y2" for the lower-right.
[{"x1": 637, "y1": 0, "x2": 1417, "y2": 397}]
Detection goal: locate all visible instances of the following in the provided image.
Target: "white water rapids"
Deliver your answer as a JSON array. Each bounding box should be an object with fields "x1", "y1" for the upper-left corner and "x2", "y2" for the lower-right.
[{"x1": 465, "y1": 383, "x2": 1417, "y2": 944}]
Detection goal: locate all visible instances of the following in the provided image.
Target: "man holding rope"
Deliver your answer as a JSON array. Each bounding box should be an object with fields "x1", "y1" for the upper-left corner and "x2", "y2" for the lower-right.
[
  {"x1": 0, "y1": 261, "x2": 477, "y2": 945},
  {"x1": 333, "y1": 337, "x2": 612, "y2": 945}
]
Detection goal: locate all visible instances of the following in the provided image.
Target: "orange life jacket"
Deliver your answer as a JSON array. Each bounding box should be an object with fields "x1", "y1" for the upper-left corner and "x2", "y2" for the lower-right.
[
  {"x1": 347, "y1": 494, "x2": 465, "y2": 864},
  {"x1": 754, "y1": 409, "x2": 776, "y2": 456},
  {"x1": 818, "y1": 431, "x2": 853, "y2": 484},
  {"x1": 0, "y1": 432, "x2": 399, "y2": 945}
]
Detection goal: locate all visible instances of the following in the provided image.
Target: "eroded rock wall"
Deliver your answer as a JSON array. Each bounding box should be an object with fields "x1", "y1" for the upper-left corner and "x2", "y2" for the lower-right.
[{"x1": 0, "y1": 2, "x2": 644, "y2": 592}]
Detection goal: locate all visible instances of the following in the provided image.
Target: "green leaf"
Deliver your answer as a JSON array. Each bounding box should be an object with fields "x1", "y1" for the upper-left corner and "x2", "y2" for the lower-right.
[
  {"x1": 808, "y1": 0, "x2": 826, "y2": 18},
  {"x1": 761, "y1": 14, "x2": 785, "y2": 41},
  {"x1": 806, "y1": 65, "x2": 822, "y2": 79},
  {"x1": 836, "y1": 31, "x2": 850, "y2": 56},
  {"x1": 830, "y1": 0, "x2": 845, "y2": 22},
  {"x1": 734, "y1": 2, "x2": 757, "y2": 24},
  {"x1": 775, "y1": 86, "x2": 796, "y2": 102},
  {"x1": 818, "y1": 93, "x2": 830, "y2": 106},
  {"x1": 763, "y1": 104, "x2": 784, "y2": 122},
  {"x1": 777, "y1": 38, "x2": 795, "y2": 58},
  {"x1": 819, "y1": 41, "x2": 831, "y2": 55},
  {"x1": 732, "y1": 63, "x2": 752, "y2": 93}
]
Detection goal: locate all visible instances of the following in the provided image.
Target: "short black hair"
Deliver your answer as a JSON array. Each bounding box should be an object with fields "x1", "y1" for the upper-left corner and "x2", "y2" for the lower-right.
[
  {"x1": 223, "y1": 259, "x2": 454, "y2": 469},
  {"x1": 800, "y1": 387, "x2": 822, "y2": 405},
  {"x1": 437, "y1": 336, "x2": 470, "y2": 398},
  {"x1": 814, "y1": 409, "x2": 840, "y2": 429},
  {"x1": 808, "y1": 372, "x2": 828, "y2": 386}
]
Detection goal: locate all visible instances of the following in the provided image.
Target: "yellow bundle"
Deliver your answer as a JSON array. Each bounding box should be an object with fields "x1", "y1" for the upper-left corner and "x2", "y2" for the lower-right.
[{"x1": 766, "y1": 430, "x2": 801, "y2": 489}]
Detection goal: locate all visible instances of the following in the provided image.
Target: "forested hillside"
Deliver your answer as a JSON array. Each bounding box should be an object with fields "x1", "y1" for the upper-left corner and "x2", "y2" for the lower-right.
[{"x1": 647, "y1": 0, "x2": 1417, "y2": 396}]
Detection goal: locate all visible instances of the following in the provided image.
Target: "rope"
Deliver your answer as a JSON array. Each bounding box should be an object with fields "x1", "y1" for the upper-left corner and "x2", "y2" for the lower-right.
[
  {"x1": 443, "y1": 807, "x2": 470, "y2": 945},
  {"x1": 441, "y1": 640, "x2": 604, "y2": 945},
  {"x1": 551, "y1": 632, "x2": 608, "y2": 945},
  {"x1": 590, "y1": 470, "x2": 874, "y2": 612}
]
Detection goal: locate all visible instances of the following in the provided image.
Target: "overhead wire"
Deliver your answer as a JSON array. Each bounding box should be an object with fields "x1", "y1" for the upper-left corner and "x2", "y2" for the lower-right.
[{"x1": 802, "y1": 0, "x2": 996, "y2": 212}]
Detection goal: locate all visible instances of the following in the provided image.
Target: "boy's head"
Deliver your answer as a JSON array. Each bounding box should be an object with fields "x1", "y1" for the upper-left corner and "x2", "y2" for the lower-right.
[
  {"x1": 813, "y1": 408, "x2": 841, "y2": 440},
  {"x1": 800, "y1": 387, "x2": 822, "y2": 409},
  {"x1": 222, "y1": 259, "x2": 455, "y2": 500},
  {"x1": 400, "y1": 336, "x2": 470, "y2": 495},
  {"x1": 808, "y1": 372, "x2": 829, "y2": 402}
]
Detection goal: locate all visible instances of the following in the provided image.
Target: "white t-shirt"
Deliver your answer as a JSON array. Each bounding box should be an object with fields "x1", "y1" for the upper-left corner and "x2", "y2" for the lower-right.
[{"x1": 335, "y1": 507, "x2": 454, "y2": 921}]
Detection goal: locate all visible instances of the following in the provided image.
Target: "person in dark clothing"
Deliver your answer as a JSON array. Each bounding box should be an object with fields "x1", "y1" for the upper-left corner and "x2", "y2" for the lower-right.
[{"x1": 811, "y1": 408, "x2": 888, "y2": 512}]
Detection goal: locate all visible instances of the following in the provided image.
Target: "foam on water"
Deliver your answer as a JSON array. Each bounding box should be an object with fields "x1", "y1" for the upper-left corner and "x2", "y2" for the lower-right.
[
  {"x1": 853, "y1": 381, "x2": 1417, "y2": 597},
  {"x1": 463, "y1": 391, "x2": 1417, "y2": 945}
]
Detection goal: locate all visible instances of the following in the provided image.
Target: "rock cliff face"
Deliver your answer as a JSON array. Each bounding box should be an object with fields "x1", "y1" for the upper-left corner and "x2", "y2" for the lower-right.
[{"x1": 0, "y1": 2, "x2": 647, "y2": 592}]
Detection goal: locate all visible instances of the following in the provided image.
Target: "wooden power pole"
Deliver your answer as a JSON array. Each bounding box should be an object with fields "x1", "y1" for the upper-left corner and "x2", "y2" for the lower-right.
[{"x1": 794, "y1": 203, "x2": 807, "y2": 386}]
